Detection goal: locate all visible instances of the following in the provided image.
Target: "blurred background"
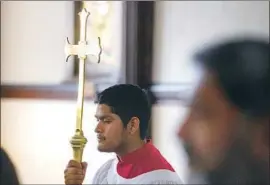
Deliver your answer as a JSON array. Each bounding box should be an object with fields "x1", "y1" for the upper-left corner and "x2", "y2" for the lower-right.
[{"x1": 1, "y1": 1, "x2": 269, "y2": 184}]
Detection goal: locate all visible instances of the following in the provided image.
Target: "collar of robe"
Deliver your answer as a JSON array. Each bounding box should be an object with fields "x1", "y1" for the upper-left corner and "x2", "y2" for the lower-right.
[{"x1": 117, "y1": 139, "x2": 152, "y2": 163}]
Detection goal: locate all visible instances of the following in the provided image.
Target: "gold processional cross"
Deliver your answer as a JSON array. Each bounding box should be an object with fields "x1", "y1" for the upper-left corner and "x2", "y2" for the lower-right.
[{"x1": 64, "y1": 8, "x2": 102, "y2": 162}]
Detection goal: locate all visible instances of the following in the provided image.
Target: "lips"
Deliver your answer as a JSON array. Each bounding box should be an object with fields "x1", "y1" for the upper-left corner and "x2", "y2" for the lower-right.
[{"x1": 97, "y1": 135, "x2": 105, "y2": 142}]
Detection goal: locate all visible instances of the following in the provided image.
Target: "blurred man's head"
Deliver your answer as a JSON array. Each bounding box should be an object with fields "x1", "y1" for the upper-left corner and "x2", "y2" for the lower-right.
[
  {"x1": 94, "y1": 84, "x2": 151, "y2": 154},
  {"x1": 0, "y1": 148, "x2": 20, "y2": 185},
  {"x1": 178, "y1": 39, "x2": 269, "y2": 184}
]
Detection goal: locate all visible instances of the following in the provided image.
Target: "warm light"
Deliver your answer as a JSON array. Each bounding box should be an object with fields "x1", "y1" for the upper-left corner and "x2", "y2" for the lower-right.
[
  {"x1": 83, "y1": 1, "x2": 109, "y2": 16},
  {"x1": 97, "y1": 1, "x2": 109, "y2": 15}
]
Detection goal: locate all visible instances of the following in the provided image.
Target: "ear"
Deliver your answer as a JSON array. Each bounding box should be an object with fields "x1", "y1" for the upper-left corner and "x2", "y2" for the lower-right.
[{"x1": 127, "y1": 117, "x2": 140, "y2": 135}]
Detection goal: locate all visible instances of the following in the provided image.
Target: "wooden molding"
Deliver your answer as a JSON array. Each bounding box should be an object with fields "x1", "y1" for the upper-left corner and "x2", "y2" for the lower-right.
[
  {"x1": 150, "y1": 83, "x2": 193, "y2": 105},
  {"x1": 1, "y1": 84, "x2": 80, "y2": 101},
  {"x1": 1, "y1": 83, "x2": 192, "y2": 104}
]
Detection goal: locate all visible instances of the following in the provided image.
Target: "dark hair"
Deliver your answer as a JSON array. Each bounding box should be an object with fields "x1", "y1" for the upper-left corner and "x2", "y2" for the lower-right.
[
  {"x1": 0, "y1": 148, "x2": 20, "y2": 185},
  {"x1": 194, "y1": 38, "x2": 270, "y2": 118},
  {"x1": 94, "y1": 84, "x2": 151, "y2": 139}
]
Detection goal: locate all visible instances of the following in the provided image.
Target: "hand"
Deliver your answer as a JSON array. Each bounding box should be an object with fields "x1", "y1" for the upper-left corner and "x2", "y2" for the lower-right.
[{"x1": 64, "y1": 160, "x2": 88, "y2": 185}]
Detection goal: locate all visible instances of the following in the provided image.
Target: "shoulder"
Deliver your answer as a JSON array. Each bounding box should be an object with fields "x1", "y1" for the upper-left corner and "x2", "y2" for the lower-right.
[
  {"x1": 148, "y1": 170, "x2": 183, "y2": 184},
  {"x1": 92, "y1": 158, "x2": 114, "y2": 184},
  {"x1": 138, "y1": 144, "x2": 182, "y2": 183},
  {"x1": 143, "y1": 144, "x2": 176, "y2": 173},
  {"x1": 98, "y1": 158, "x2": 114, "y2": 171},
  {"x1": 130, "y1": 169, "x2": 183, "y2": 184},
  {"x1": 118, "y1": 143, "x2": 178, "y2": 179}
]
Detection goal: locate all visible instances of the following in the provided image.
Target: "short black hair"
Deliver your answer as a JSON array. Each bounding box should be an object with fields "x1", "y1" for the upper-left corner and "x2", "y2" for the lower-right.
[
  {"x1": 94, "y1": 84, "x2": 151, "y2": 139},
  {"x1": 0, "y1": 148, "x2": 20, "y2": 185},
  {"x1": 194, "y1": 38, "x2": 270, "y2": 118}
]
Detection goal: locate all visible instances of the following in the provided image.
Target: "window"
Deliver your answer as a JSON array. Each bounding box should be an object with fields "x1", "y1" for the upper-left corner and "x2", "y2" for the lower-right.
[{"x1": 73, "y1": 1, "x2": 124, "y2": 84}]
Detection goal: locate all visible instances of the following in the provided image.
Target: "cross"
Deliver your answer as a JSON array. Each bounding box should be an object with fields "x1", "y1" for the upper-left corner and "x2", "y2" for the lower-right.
[{"x1": 64, "y1": 8, "x2": 102, "y2": 162}]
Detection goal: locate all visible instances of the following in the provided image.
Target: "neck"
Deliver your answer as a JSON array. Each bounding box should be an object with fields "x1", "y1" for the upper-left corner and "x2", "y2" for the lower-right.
[
  {"x1": 208, "y1": 158, "x2": 269, "y2": 184},
  {"x1": 207, "y1": 141, "x2": 269, "y2": 184},
  {"x1": 116, "y1": 139, "x2": 145, "y2": 157}
]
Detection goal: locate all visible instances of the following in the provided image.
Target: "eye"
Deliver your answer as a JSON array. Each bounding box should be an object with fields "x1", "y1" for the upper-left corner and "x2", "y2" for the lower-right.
[
  {"x1": 191, "y1": 105, "x2": 205, "y2": 118},
  {"x1": 98, "y1": 118, "x2": 112, "y2": 124},
  {"x1": 103, "y1": 119, "x2": 112, "y2": 124}
]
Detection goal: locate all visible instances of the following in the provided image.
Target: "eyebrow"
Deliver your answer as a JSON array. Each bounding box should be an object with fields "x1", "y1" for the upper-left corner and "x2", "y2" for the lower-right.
[
  {"x1": 191, "y1": 98, "x2": 208, "y2": 110},
  {"x1": 94, "y1": 115, "x2": 113, "y2": 119}
]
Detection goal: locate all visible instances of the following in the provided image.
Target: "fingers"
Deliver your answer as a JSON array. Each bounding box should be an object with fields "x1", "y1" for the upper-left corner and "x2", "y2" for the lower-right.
[
  {"x1": 65, "y1": 174, "x2": 85, "y2": 184},
  {"x1": 64, "y1": 167, "x2": 84, "y2": 176},
  {"x1": 65, "y1": 176, "x2": 84, "y2": 185},
  {"x1": 64, "y1": 160, "x2": 87, "y2": 185},
  {"x1": 81, "y1": 162, "x2": 88, "y2": 174},
  {"x1": 67, "y1": 160, "x2": 82, "y2": 168}
]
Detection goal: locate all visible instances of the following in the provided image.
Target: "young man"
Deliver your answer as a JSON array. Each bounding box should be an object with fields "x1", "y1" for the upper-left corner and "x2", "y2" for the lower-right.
[
  {"x1": 64, "y1": 84, "x2": 182, "y2": 184},
  {"x1": 178, "y1": 39, "x2": 269, "y2": 184}
]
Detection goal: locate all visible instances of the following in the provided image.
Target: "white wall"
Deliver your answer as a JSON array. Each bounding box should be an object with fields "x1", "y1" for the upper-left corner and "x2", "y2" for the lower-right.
[
  {"x1": 1, "y1": 1, "x2": 74, "y2": 84},
  {"x1": 152, "y1": 1, "x2": 269, "y2": 183},
  {"x1": 153, "y1": 1, "x2": 269, "y2": 84}
]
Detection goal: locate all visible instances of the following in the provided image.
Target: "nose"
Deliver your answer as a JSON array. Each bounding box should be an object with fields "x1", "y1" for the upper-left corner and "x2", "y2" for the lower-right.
[
  {"x1": 94, "y1": 121, "x2": 103, "y2": 133},
  {"x1": 177, "y1": 114, "x2": 191, "y2": 141}
]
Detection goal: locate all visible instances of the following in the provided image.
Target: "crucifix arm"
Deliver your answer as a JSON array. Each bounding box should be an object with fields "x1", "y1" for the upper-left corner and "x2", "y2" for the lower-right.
[{"x1": 65, "y1": 37, "x2": 102, "y2": 63}]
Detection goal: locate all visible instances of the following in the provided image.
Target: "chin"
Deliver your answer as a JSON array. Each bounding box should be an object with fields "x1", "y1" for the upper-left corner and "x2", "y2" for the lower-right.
[
  {"x1": 97, "y1": 146, "x2": 107, "y2": 152},
  {"x1": 97, "y1": 143, "x2": 112, "y2": 153}
]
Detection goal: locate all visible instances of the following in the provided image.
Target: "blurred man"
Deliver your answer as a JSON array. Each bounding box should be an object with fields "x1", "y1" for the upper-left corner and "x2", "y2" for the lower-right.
[
  {"x1": 0, "y1": 148, "x2": 20, "y2": 185},
  {"x1": 178, "y1": 38, "x2": 269, "y2": 184},
  {"x1": 64, "y1": 84, "x2": 182, "y2": 184}
]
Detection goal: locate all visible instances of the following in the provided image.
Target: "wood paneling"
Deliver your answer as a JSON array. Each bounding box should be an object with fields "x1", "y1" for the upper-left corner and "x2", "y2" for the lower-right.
[
  {"x1": 124, "y1": 1, "x2": 155, "y2": 88},
  {"x1": 1, "y1": 83, "x2": 191, "y2": 103},
  {"x1": 1, "y1": 84, "x2": 81, "y2": 100}
]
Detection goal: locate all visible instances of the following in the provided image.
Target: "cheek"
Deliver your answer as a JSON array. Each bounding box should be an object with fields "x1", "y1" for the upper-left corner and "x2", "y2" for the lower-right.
[
  {"x1": 105, "y1": 123, "x2": 124, "y2": 142},
  {"x1": 191, "y1": 121, "x2": 215, "y2": 155},
  {"x1": 191, "y1": 117, "x2": 234, "y2": 167}
]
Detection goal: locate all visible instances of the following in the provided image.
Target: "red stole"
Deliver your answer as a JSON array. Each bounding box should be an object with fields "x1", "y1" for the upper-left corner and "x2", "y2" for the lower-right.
[{"x1": 116, "y1": 141, "x2": 175, "y2": 179}]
